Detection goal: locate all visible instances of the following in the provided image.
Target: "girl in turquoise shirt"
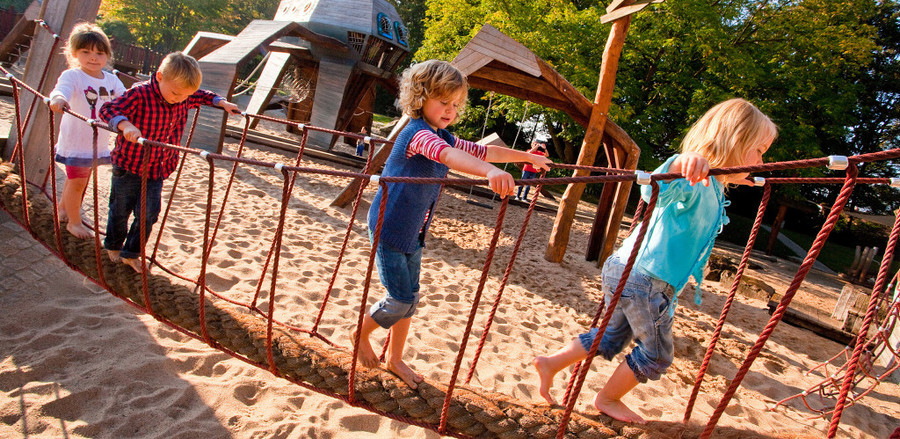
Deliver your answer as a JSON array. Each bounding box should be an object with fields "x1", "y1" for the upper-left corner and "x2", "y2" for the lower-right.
[{"x1": 534, "y1": 98, "x2": 777, "y2": 424}]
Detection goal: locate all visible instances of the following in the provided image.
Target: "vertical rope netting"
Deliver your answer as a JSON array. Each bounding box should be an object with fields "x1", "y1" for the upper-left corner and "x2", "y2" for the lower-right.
[
  {"x1": 826, "y1": 202, "x2": 900, "y2": 437},
  {"x1": 138, "y1": 150, "x2": 153, "y2": 316},
  {"x1": 44, "y1": 104, "x2": 67, "y2": 267},
  {"x1": 310, "y1": 152, "x2": 379, "y2": 334},
  {"x1": 263, "y1": 166, "x2": 295, "y2": 375},
  {"x1": 252, "y1": 126, "x2": 310, "y2": 310},
  {"x1": 151, "y1": 110, "x2": 200, "y2": 264},
  {"x1": 202, "y1": 116, "x2": 250, "y2": 264},
  {"x1": 89, "y1": 122, "x2": 108, "y2": 288},
  {"x1": 465, "y1": 178, "x2": 546, "y2": 384},
  {"x1": 9, "y1": 81, "x2": 31, "y2": 230},
  {"x1": 684, "y1": 183, "x2": 772, "y2": 421},
  {"x1": 197, "y1": 154, "x2": 217, "y2": 344},
  {"x1": 439, "y1": 196, "x2": 511, "y2": 433},
  {"x1": 556, "y1": 181, "x2": 660, "y2": 439},
  {"x1": 700, "y1": 165, "x2": 859, "y2": 439},
  {"x1": 349, "y1": 181, "x2": 389, "y2": 403},
  {"x1": 628, "y1": 198, "x2": 645, "y2": 235}
]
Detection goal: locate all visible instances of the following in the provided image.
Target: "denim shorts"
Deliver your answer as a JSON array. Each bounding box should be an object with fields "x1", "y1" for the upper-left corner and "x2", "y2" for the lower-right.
[
  {"x1": 578, "y1": 254, "x2": 675, "y2": 382},
  {"x1": 368, "y1": 232, "x2": 423, "y2": 328}
]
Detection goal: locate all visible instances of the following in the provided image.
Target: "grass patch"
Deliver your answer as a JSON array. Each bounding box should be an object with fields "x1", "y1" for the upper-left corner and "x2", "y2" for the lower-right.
[{"x1": 372, "y1": 113, "x2": 395, "y2": 124}]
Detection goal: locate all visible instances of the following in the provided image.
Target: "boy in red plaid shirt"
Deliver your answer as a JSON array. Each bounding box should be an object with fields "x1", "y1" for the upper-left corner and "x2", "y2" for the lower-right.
[{"x1": 100, "y1": 52, "x2": 240, "y2": 272}]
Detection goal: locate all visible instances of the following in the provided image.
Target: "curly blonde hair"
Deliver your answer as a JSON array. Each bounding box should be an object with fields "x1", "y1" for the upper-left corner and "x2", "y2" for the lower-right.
[
  {"x1": 65, "y1": 22, "x2": 113, "y2": 68},
  {"x1": 396, "y1": 60, "x2": 468, "y2": 121},
  {"x1": 681, "y1": 98, "x2": 778, "y2": 170}
]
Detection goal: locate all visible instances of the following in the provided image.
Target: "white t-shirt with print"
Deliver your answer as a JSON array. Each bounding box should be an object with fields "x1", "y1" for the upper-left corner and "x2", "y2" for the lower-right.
[{"x1": 50, "y1": 68, "x2": 126, "y2": 166}]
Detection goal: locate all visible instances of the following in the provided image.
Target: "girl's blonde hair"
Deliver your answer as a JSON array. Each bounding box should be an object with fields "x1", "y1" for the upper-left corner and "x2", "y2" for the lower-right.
[
  {"x1": 65, "y1": 22, "x2": 113, "y2": 68},
  {"x1": 681, "y1": 98, "x2": 778, "y2": 169},
  {"x1": 397, "y1": 60, "x2": 468, "y2": 121}
]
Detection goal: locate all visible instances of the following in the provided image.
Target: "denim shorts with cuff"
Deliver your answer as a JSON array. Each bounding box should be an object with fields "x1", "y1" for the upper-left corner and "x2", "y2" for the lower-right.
[
  {"x1": 368, "y1": 231, "x2": 423, "y2": 328},
  {"x1": 578, "y1": 254, "x2": 675, "y2": 382}
]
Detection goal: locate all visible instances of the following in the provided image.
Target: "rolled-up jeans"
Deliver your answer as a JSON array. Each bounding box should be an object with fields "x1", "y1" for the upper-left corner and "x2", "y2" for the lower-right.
[{"x1": 578, "y1": 254, "x2": 675, "y2": 382}]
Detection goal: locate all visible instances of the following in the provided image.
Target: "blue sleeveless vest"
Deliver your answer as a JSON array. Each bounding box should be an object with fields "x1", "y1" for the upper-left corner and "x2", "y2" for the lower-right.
[{"x1": 367, "y1": 118, "x2": 455, "y2": 253}]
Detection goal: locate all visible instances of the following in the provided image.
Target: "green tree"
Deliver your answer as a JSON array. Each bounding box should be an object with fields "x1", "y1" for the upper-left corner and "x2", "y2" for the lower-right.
[
  {"x1": 99, "y1": 0, "x2": 278, "y2": 53},
  {"x1": 418, "y1": 0, "x2": 899, "y2": 210}
]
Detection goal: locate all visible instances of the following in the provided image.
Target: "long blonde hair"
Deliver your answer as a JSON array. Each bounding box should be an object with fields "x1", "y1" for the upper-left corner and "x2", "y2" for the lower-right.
[
  {"x1": 396, "y1": 60, "x2": 468, "y2": 121},
  {"x1": 681, "y1": 98, "x2": 777, "y2": 170}
]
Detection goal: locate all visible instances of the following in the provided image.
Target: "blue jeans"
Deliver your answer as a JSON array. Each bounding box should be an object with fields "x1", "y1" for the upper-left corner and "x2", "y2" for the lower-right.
[
  {"x1": 368, "y1": 231, "x2": 423, "y2": 328},
  {"x1": 516, "y1": 170, "x2": 538, "y2": 199},
  {"x1": 356, "y1": 142, "x2": 365, "y2": 156},
  {"x1": 104, "y1": 167, "x2": 164, "y2": 260},
  {"x1": 578, "y1": 254, "x2": 675, "y2": 382}
]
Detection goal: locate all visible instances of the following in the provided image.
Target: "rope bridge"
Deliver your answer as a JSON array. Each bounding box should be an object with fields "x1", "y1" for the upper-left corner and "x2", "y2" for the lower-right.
[{"x1": 3, "y1": 23, "x2": 900, "y2": 438}]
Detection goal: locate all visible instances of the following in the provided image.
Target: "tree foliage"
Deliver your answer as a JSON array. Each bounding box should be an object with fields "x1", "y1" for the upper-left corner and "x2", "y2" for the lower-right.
[
  {"x1": 418, "y1": 0, "x2": 900, "y2": 212},
  {"x1": 98, "y1": 0, "x2": 278, "y2": 53}
]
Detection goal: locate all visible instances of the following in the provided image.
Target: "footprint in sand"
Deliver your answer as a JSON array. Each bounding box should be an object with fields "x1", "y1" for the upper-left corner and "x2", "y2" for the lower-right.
[{"x1": 233, "y1": 383, "x2": 260, "y2": 406}]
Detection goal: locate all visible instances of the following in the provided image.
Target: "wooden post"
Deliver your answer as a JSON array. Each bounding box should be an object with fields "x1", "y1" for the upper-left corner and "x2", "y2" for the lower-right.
[
  {"x1": 330, "y1": 115, "x2": 408, "y2": 208},
  {"x1": 4, "y1": 0, "x2": 102, "y2": 184},
  {"x1": 766, "y1": 203, "x2": 788, "y2": 255},
  {"x1": 544, "y1": 13, "x2": 632, "y2": 262}
]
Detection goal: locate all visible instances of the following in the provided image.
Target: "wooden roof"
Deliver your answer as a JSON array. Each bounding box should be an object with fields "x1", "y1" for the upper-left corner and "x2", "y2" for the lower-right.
[{"x1": 452, "y1": 24, "x2": 593, "y2": 128}]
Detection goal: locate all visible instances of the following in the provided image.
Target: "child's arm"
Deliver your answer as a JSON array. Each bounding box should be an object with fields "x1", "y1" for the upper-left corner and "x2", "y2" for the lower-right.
[
  {"x1": 217, "y1": 99, "x2": 241, "y2": 115},
  {"x1": 485, "y1": 146, "x2": 552, "y2": 170},
  {"x1": 439, "y1": 147, "x2": 516, "y2": 196},
  {"x1": 667, "y1": 151, "x2": 710, "y2": 186},
  {"x1": 100, "y1": 87, "x2": 142, "y2": 142},
  {"x1": 48, "y1": 70, "x2": 76, "y2": 113}
]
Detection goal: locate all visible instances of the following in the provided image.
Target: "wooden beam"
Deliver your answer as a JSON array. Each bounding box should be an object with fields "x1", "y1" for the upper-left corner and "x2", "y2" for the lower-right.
[
  {"x1": 601, "y1": 2, "x2": 653, "y2": 24},
  {"x1": 330, "y1": 115, "x2": 409, "y2": 208},
  {"x1": 545, "y1": 7, "x2": 633, "y2": 263},
  {"x1": 6, "y1": 0, "x2": 103, "y2": 183}
]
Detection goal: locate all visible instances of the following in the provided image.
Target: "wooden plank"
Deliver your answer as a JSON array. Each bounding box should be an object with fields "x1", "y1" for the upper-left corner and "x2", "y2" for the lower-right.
[
  {"x1": 183, "y1": 32, "x2": 233, "y2": 60},
  {"x1": 537, "y1": 61, "x2": 592, "y2": 125},
  {"x1": 467, "y1": 38, "x2": 540, "y2": 77},
  {"x1": 307, "y1": 59, "x2": 354, "y2": 148},
  {"x1": 601, "y1": 2, "x2": 653, "y2": 24},
  {"x1": 245, "y1": 52, "x2": 291, "y2": 129},
  {"x1": 466, "y1": 76, "x2": 589, "y2": 127},
  {"x1": 451, "y1": 51, "x2": 492, "y2": 77}
]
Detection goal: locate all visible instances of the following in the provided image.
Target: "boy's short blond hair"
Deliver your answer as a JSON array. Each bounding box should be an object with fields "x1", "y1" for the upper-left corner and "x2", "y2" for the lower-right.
[
  {"x1": 397, "y1": 60, "x2": 468, "y2": 120},
  {"x1": 158, "y1": 52, "x2": 202, "y2": 90},
  {"x1": 66, "y1": 22, "x2": 113, "y2": 68},
  {"x1": 681, "y1": 98, "x2": 778, "y2": 169}
]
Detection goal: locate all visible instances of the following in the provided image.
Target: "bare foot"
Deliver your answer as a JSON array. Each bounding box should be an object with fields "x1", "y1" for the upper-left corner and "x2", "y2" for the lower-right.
[
  {"x1": 534, "y1": 356, "x2": 558, "y2": 405},
  {"x1": 352, "y1": 329, "x2": 380, "y2": 368},
  {"x1": 593, "y1": 394, "x2": 646, "y2": 424},
  {"x1": 386, "y1": 358, "x2": 424, "y2": 389},
  {"x1": 122, "y1": 257, "x2": 144, "y2": 273},
  {"x1": 107, "y1": 249, "x2": 121, "y2": 263},
  {"x1": 66, "y1": 221, "x2": 93, "y2": 239}
]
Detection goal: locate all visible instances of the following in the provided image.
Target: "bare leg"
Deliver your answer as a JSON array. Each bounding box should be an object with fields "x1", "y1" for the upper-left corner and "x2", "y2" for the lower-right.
[
  {"x1": 62, "y1": 177, "x2": 92, "y2": 239},
  {"x1": 593, "y1": 360, "x2": 645, "y2": 424},
  {"x1": 385, "y1": 317, "x2": 423, "y2": 389},
  {"x1": 534, "y1": 338, "x2": 588, "y2": 405},
  {"x1": 353, "y1": 314, "x2": 382, "y2": 368}
]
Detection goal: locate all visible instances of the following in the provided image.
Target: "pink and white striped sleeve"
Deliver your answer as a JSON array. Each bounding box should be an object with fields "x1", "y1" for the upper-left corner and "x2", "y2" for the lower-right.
[
  {"x1": 452, "y1": 138, "x2": 487, "y2": 161},
  {"x1": 407, "y1": 130, "x2": 451, "y2": 161}
]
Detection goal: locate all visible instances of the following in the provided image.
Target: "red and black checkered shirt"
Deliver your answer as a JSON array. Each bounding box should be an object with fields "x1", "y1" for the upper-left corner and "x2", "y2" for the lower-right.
[{"x1": 99, "y1": 75, "x2": 220, "y2": 180}]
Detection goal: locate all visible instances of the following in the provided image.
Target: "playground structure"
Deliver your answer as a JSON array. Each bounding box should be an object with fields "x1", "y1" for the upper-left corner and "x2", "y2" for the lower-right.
[
  {"x1": 2, "y1": 2, "x2": 900, "y2": 438},
  {"x1": 183, "y1": 0, "x2": 408, "y2": 151}
]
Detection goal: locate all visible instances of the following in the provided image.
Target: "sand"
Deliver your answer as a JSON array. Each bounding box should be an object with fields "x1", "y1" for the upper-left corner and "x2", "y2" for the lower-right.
[{"x1": 1, "y1": 95, "x2": 898, "y2": 438}]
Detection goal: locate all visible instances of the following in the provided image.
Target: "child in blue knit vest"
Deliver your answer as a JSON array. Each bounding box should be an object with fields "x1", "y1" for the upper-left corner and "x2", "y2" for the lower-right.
[
  {"x1": 356, "y1": 60, "x2": 551, "y2": 389},
  {"x1": 534, "y1": 98, "x2": 777, "y2": 423}
]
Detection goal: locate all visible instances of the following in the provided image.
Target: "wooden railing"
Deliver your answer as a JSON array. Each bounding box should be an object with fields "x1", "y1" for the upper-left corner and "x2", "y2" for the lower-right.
[{"x1": 110, "y1": 39, "x2": 164, "y2": 75}]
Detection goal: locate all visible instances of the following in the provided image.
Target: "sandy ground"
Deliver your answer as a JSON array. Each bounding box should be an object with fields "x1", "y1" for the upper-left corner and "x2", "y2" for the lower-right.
[{"x1": 0, "y1": 93, "x2": 898, "y2": 438}]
